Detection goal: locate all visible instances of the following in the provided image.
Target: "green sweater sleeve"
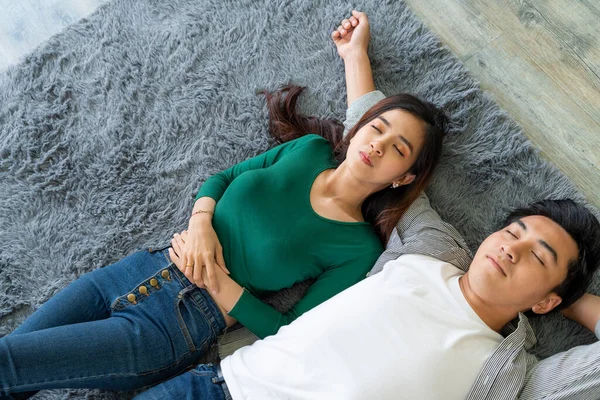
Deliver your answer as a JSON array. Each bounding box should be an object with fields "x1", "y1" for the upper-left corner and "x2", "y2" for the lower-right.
[
  {"x1": 195, "y1": 136, "x2": 313, "y2": 202},
  {"x1": 228, "y1": 251, "x2": 380, "y2": 339}
]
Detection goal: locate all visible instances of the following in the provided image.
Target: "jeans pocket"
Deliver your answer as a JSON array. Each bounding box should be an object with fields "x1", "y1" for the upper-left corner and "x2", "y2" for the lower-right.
[{"x1": 174, "y1": 291, "x2": 213, "y2": 355}]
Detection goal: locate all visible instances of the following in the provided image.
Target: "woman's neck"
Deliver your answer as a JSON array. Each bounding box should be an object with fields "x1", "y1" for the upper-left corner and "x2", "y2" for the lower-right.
[{"x1": 319, "y1": 163, "x2": 381, "y2": 215}]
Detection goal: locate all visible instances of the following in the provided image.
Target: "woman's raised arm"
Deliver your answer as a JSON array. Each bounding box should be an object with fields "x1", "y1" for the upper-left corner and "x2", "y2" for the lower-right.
[{"x1": 331, "y1": 10, "x2": 375, "y2": 107}]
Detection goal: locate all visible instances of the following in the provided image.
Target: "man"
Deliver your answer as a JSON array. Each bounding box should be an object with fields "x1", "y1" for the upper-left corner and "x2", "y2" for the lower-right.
[{"x1": 141, "y1": 183, "x2": 600, "y2": 400}]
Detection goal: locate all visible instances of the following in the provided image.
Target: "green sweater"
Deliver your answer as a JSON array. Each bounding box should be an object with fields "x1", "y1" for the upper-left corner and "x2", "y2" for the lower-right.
[{"x1": 196, "y1": 134, "x2": 383, "y2": 339}]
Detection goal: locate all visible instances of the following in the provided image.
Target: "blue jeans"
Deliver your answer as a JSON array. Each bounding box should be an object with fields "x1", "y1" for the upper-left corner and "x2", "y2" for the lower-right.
[
  {"x1": 0, "y1": 247, "x2": 226, "y2": 398},
  {"x1": 134, "y1": 363, "x2": 232, "y2": 400}
]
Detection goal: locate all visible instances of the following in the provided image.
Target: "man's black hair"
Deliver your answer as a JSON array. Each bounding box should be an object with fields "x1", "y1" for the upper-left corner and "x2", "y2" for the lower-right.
[{"x1": 503, "y1": 199, "x2": 600, "y2": 312}]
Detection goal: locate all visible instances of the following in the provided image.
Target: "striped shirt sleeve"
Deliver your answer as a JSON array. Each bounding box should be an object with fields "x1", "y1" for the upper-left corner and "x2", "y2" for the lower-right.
[{"x1": 518, "y1": 339, "x2": 600, "y2": 400}]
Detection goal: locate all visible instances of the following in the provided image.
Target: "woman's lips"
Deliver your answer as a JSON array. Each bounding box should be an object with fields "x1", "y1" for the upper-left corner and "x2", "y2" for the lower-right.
[{"x1": 359, "y1": 151, "x2": 373, "y2": 166}]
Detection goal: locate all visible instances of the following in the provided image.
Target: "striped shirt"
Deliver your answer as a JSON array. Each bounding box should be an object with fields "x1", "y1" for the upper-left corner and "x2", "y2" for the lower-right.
[{"x1": 348, "y1": 91, "x2": 600, "y2": 400}]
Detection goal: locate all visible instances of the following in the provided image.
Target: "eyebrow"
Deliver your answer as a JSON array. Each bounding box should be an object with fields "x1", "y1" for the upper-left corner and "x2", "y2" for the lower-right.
[
  {"x1": 516, "y1": 219, "x2": 558, "y2": 264},
  {"x1": 377, "y1": 116, "x2": 414, "y2": 154}
]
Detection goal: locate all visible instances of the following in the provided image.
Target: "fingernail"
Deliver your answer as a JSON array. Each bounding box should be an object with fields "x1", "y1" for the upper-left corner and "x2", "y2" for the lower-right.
[{"x1": 212, "y1": 289, "x2": 217, "y2": 295}]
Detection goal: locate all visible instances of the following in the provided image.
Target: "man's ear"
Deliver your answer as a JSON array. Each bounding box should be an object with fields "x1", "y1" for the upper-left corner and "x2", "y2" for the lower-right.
[
  {"x1": 395, "y1": 173, "x2": 416, "y2": 187},
  {"x1": 531, "y1": 293, "x2": 563, "y2": 315}
]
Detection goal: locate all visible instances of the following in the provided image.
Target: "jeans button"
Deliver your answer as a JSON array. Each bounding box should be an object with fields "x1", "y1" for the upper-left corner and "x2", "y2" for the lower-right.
[
  {"x1": 150, "y1": 278, "x2": 159, "y2": 287},
  {"x1": 161, "y1": 270, "x2": 171, "y2": 280},
  {"x1": 127, "y1": 294, "x2": 137, "y2": 304},
  {"x1": 139, "y1": 286, "x2": 148, "y2": 295}
]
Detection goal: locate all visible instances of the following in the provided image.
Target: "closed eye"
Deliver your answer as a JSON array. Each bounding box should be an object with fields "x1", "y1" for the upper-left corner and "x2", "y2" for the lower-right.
[
  {"x1": 394, "y1": 146, "x2": 404, "y2": 157},
  {"x1": 532, "y1": 251, "x2": 545, "y2": 267},
  {"x1": 371, "y1": 125, "x2": 382, "y2": 134},
  {"x1": 506, "y1": 230, "x2": 517, "y2": 238}
]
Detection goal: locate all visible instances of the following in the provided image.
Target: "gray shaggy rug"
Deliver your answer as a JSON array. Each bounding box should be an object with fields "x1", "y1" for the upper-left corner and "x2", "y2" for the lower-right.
[{"x1": 0, "y1": 0, "x2": 598, "y2": 398}]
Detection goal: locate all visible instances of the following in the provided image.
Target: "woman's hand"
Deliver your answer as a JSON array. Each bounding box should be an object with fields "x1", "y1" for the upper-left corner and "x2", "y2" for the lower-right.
[
  {"x1": 178, "y1": 219, "x2": 229, "y2": 293},
  {"x1": 170, "y1": 231, "x2": 243, "y2": 318},
  {"x1": 168, "y1": 232, "x2": 187, "y2": 271},
  {"x1": 331, "y1": 10, "x2": 371, "y2": 60}
]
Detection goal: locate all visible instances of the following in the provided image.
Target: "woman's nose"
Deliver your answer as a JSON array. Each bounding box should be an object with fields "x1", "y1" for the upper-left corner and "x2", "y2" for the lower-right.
[{"x1": 370, "y1": 141, "x2": 383, "y2": 156}]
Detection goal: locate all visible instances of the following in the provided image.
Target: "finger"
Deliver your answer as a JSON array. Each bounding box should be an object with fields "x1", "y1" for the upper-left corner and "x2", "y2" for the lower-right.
[
  {"x1": 173, "y1": 234, "x2": 183, "y2": 257},
  {"x1": 195, "y1": 254, "x2": 206, "y2": 288},
  {"x1": 184, "y1": 264, "x2": 194, "y2": 282},
  {"x1": 337, "y1": 26, "x2": 347, "y2": 36},
  {"x1": 180, "y1": 238, "x2": 190, "y2": 272},
  {"x1": 169, "y1": 247, "x2": 184, "y2": 272},
  {"x1": 171, "y1": 237, "x2": 180, "y2": 257},
  {"x1": 204, "y1": 257, "x2": 218, "y2": 294},
  {"x1": 182, "y1": 244, "x2": 195, "y2": 282},
  {"x1": 216, "y1": 246, "x2": 229, "y2": 274},
  {"x1": 352, "y1": 10, "x2": 368, "y2": 24},
  {"x1": 193, "y1": 260, "x2": 204, "y2": 288},
  {"x1": 331, "y1": 30, "x2": 340, "y2": 40},
  {"x1": 172, "y1": 237, "x2": 184, "y2": 259},
  {"x1": 181, "y1": 230, "x2": 188, "y2": 241},
  {"x1": 342, "y1": 19, "x2": 351, "y2": 29},
  {"x1": 349, "y1": 16, "x2": 358, "y2": 26}
]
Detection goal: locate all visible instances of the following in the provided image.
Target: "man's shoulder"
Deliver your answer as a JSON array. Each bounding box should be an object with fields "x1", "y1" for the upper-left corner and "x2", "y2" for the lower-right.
[{"x1": 369, "y1": 193, "x2": 473, "y2": 276}]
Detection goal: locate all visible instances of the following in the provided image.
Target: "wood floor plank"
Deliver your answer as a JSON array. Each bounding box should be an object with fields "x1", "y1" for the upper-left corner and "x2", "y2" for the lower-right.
[
  {"x1": 526, "y1": 0, "x2": 600, "y2": 78},
  {"x1": 465, "y1": 34, "x2": 600, "y2": 207},
  {"x1": 493, "y1": 0, "x2": 600, "y2": 126},
  {"x1": 403, "y1": 0, "x2": 502, "y2": 60}
]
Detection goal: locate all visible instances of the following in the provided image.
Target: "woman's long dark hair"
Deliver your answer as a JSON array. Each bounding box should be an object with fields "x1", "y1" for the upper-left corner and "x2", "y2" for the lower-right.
[{"x1": 261, "y1": 85, "x2": 447, "y2": 244}]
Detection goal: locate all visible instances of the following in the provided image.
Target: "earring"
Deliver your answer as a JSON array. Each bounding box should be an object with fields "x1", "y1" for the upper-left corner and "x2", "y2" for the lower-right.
[{"x1": 391, "y1": 182, "x2": 399, "y2": 189}]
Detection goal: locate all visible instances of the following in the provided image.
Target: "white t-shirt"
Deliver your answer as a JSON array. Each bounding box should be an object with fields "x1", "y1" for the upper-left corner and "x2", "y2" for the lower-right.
[{"x1": 221, "y1": 254, "x2": 503, "y2": 400}]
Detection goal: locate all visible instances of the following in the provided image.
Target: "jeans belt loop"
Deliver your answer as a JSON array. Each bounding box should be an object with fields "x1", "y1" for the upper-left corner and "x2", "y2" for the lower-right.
[{"x1": 216, "y1": 364, "x2": 232, "y2": 400}]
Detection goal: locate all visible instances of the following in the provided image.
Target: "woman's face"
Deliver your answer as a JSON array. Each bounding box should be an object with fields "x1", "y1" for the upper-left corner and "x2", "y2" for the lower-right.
[{"x1": 346, "y1": 109, "x2": 426, "y2": 188}]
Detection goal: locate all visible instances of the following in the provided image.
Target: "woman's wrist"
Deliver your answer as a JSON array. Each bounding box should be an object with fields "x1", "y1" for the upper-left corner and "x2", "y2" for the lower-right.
[
  {"x1": 343, "y1": 48, "x2": 369, "y2": 63},
  {"x1": 188, "y1": 213, "x2": 212, "y2": 229}
]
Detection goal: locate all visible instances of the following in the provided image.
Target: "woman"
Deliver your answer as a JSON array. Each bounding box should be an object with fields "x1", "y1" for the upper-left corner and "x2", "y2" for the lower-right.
[{"x1": 0, "y1": 11, "x2": 447, "y2": 400}]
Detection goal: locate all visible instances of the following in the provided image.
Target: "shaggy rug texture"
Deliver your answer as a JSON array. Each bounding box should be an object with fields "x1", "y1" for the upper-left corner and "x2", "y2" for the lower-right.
[{"x1": 0, "y1": 0, "x2": 598, "y2": 398}]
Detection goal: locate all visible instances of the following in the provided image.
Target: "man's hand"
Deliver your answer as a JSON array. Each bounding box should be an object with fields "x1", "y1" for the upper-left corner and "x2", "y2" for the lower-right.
[{"x1": 331, "y1": 10, "x2": 370, "y2": 61}]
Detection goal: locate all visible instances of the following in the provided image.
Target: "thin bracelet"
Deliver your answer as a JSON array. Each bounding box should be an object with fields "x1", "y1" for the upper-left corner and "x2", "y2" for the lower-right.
[{"x1": 191, "y1": 210, "x2": 214, "y2": 218}]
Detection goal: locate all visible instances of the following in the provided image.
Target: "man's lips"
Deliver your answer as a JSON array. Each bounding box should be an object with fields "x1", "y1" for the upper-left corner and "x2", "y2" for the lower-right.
[
  {"x1": 487, "y1": 256, "x2": 507, "y2": 277},
  {"x1": 359, "y1": 151, "x2": 373, "y2": 166}
]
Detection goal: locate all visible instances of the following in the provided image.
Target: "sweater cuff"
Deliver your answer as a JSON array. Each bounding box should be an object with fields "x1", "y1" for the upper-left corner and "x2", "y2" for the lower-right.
[
  {"x1": 195, "y1": 186, "x2": 222, "y2": 202},
  {"x1": 228, "y1": 288, "x2": 281, "y2": 339}
]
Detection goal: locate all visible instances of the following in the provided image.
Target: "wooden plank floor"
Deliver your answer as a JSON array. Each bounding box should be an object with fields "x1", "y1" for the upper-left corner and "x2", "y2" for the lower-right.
[{"x1": 405, "y1": 0, "x2": 600, "y2": 208}]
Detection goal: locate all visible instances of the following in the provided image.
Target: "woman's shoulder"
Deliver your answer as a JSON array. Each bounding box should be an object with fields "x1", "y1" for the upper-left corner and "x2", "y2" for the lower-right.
[
  {"x1": 285, "y1": 134, "x2": 333, "y2": 154},
  {"x1": 296, "y1": 133, "x2": 330, "y2": 146}
]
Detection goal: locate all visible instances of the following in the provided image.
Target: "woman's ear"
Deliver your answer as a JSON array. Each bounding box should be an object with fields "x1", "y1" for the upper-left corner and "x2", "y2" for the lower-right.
[{"x1": 394, "y1": 173, "x2": 416, "y2": 187}]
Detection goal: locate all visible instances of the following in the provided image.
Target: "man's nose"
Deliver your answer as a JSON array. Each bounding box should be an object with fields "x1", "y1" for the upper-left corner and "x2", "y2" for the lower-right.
[{"x1": 501, "y1": 243, "x2": 519, "y2": 263}]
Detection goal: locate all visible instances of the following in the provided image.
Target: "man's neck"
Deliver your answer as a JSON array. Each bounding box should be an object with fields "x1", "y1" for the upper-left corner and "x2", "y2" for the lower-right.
[{"x1": 458, "y1": 273, "x2": 518, "y2": 333}]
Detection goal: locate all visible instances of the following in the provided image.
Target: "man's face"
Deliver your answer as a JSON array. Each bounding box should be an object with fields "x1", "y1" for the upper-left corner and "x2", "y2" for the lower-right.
[{"x1": 468, "y1": 215, "x2": 579, "y2": 314}]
